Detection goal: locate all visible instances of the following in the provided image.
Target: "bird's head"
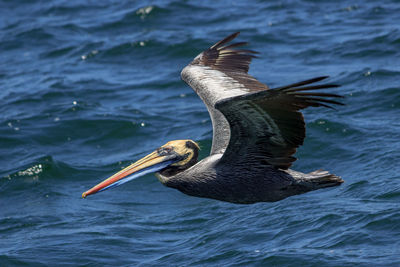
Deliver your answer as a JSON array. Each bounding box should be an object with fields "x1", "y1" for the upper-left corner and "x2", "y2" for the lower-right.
[{"x1": 82, "y1": 140, "x2": 200, "y2": 198}]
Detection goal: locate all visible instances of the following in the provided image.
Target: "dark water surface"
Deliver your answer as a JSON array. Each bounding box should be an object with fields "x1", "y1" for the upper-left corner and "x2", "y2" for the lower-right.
[{"x1": 1, "y1": 0, "x2": 400, "y2": 266}]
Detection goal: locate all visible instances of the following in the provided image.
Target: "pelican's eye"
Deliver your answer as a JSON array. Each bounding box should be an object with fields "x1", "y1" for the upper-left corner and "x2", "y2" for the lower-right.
[
  {"x1": 164, "y1": 146, "x2": 173, "y2": 153},
  {"x1": 158, "y1": 146, "x2": 173, "y2": 156}
]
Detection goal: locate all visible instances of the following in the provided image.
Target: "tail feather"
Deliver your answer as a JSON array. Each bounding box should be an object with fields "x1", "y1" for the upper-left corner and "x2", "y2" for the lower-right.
[{"x1": 303, "y1": 169, "x2": 344, "y2": 189}]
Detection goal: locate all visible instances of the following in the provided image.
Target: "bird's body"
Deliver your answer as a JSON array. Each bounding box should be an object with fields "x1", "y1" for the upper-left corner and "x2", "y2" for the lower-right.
[
  {"x1": 159, "y1": 153, "x2": 292, "y2": 204},
  {"x1": 159, "y1": 147, "x2": 341, "y2": 204},
  {"x1": 82, "y1": 32, "x2": 344, "y2": 204}
]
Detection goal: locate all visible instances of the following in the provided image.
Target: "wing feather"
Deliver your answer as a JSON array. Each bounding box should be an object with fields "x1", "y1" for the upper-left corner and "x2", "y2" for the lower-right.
[
  {"x1": 181, "y1": 32, "x2": 343, "y2": 169},
  {"x1": 186, "y1": 32, "x2": 268, "y2": 91},
  {"x1": 215, "y1": 77, "x2": 343, "y2": 169},
  {"x1": 181, "y1": 32, "x2": 268, "y2": 155}
]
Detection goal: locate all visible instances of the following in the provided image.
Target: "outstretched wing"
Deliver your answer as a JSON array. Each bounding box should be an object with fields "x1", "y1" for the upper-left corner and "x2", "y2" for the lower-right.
[
  {"x1": 181, "y1": 32, "x2": 268, "y2": 155},
  {"x1": 215, "y1": 76, "x2": 343, "y2": 169},
  {"x1": 181, "y1": 32, "x2": 343, "y2": 169}
]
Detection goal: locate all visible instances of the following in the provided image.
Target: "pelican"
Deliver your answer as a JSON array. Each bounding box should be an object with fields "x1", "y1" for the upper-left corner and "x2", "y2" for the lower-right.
[{"x1": 82, "y1": 32, "x2": 344, "y2": 204}]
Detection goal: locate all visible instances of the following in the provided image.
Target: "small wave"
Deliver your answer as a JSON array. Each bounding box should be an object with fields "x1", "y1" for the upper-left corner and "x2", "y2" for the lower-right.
[
  {"x1": 135, "y1": 6, "x2": 156, "y2": 19},
  {"x1": 15, "y1": 27, "x2": 55, "y2": 43},
  {"x1": 92, "y1": 5, "x2": 168, "y2": 33},
  {"x1": 41, "y1": 46, "x2": 76, "y2": 59},
  {"x1": 3, "y1": 156, "x2": 57, "y2": 181},
  {"x1": 375, "y1": 190, "x2": 400, "y2": 200},
  {"x1": 17, "y1": 164, "x2": 43, "y2": 177},
  {"x1": 125, "y1": 5, "x2": 168, "y2": 21}
]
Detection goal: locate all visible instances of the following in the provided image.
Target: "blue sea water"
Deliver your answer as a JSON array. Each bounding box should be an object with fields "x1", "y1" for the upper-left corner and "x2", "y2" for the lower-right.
[{"x1": 1, "y1": 0, "x2": 400, "y2": 266}]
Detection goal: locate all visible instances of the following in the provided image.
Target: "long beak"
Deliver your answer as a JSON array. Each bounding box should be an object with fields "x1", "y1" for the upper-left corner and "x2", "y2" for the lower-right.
[{"x1": 82, "y1": 150, "x2": 177, "y2": 198}]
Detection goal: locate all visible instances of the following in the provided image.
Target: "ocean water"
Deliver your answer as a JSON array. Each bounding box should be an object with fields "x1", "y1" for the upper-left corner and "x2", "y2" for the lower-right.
[{"x1": 1, "y1": 0, "x2": 400, "y2": 266}]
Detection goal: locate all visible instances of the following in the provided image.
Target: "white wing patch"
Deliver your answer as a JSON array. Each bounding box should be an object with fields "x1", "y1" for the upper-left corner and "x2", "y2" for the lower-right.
[{"x1": 181, "y1": 65, "x2": 248, "y2": 107}]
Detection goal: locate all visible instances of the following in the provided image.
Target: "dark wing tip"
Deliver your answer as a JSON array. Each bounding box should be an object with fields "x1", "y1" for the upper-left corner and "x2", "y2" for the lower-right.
[
  {"x1": 217, "y1": 76, "x2": 344, "y2": 111},
  {"x1": 196, "y1": 32, "x2": 262, "y2": 76},
  {"x1": 274, "y1": 76, "x2": 330, "y2": 91},
  {"x1": 210, "y1": 32, "x2": 240, "y2": 49},
  {"x1": 285, "y1": 84, "x2": 341, "y2": 92}
]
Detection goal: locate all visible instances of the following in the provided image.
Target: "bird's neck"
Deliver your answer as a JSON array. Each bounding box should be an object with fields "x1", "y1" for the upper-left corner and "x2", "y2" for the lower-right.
[
  {"x1": 155, "y1": 172, "x2": 169, "y2": 185},
  {"x1": 155, "y1": 161, "x2": 197, "y2": 185},
  {"x1": 155, "y1": 171, "x2": 189, "y2": 190}
]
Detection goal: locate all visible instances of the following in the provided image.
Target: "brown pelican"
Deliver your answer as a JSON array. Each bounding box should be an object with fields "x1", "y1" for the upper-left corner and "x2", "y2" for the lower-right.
[{"x1": 82, "y1": 32, "x2": 344, "y2": 204}]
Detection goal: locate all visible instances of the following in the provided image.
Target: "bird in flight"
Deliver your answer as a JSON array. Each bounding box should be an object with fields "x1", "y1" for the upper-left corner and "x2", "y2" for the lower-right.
[{"x1": 82, "y1": 32, "x2": 344, "y2": 204}]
